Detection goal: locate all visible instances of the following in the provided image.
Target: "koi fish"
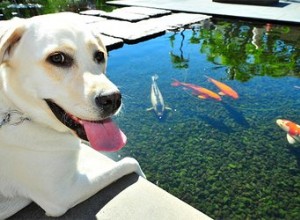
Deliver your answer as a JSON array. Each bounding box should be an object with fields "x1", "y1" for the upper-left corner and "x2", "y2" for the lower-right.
[
  {"x1": 147, "y1": 75, "x2": 171, "y2": 119},
  {"x1": 206, "y1": 76, "x2": 239, "y2": 99},
  {"x1": 276, "y1": 119, "x2": 300, "y2": 144},
  {"x1": 171, "y1": 80, "x2": 222, "y2": 101}
]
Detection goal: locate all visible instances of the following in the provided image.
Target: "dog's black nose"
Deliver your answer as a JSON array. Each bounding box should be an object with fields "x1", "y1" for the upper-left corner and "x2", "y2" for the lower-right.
[{"x1": 95, "y1": 92, "x2": 121, "y2": 115}]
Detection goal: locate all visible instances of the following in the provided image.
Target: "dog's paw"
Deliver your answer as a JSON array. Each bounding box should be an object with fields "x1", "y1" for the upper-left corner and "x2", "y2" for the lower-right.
[
  {"x1": 119, "y1": 157, "x2": 146, "y2": 179},
  {"x1": 44, "y1": 205, "x2": 68, "y2": 217}
]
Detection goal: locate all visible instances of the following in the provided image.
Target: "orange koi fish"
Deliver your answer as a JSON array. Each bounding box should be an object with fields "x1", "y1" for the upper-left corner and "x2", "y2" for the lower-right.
[
  {"x1": 171, "y1": 80, "x2": 222, "y2": 101},
  {"x1": 276, "y1": 119, "x2": 300, "y2": 144},
  {"x1": 206, "y1": 76, "x2": 239, "y2": 99}
]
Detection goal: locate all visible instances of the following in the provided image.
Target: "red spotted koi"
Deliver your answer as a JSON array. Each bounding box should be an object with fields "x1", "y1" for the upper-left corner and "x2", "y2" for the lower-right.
[{"x1": 276, "y1": 119, "x2": 300, "y2": 144}]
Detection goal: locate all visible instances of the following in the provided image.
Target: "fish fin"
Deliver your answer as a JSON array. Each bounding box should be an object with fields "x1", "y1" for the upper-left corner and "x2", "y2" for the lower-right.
[
  {"x1": 165, "y1": 107, "x2": 172, "y2": 111},
  {"x1": 198, "y1": 95, "x2": 207, "y2": 99},
  {"x1": 219, "y1": 92, "x2": 225, "y2": 96},
  {"x1": 171, "y1": 79, "x2": 181, "y2": 87},
  {"x1": 204, "y1": 75, "x2": 210, "y2": 81},
  {"x1": 287, "y1": 134, "x2": 296, "y2": 144},
  {"x1": 146, "y1": 107, "x2": 153, "y2": 111}
]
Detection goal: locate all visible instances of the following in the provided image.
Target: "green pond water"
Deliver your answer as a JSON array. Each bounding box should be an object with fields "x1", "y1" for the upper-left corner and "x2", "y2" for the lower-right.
[{"x1": 1, "y1": 0, "x2": 300, "y2": 219}]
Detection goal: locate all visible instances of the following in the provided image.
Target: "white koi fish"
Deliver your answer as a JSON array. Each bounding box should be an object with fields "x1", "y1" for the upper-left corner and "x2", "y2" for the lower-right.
[{"x1": 147, "y1": 75, "x2": 171, "y2": 119}]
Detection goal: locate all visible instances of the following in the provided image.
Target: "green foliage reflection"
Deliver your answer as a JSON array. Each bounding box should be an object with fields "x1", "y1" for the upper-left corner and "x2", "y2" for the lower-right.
[{"x1": 189, "y1": 19, "x2": 300, "y2": 81}]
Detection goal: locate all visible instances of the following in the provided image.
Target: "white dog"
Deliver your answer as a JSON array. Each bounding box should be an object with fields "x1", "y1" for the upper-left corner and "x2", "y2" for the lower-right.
[{"x1": 0, "y1": 13, "x2": 144, "y2": 219}]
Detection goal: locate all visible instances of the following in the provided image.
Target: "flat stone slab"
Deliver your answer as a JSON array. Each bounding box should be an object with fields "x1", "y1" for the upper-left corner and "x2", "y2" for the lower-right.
[
  {"x1": 81, "y1": 9, "x2": 150, "y2": 22},
  {"x1": 88, "y1": 19, "x2": 165, "y2": 43},
  {"x1": 98, "y1": 34, "x2": 124, "y2": 50},
  {"x1": 101, "y1": 10, "x2": 150, "y2": 22},
  {"x1": 88, "y1": 13, "x2": 211, "y2": 43},
  {"x1": 108, "y1": 0, "x2": 300, "y2": 24},
  {"x1": 139, "y1": 13, "x2": 211, "y2": 30},
  {"x1": 80, "y1": 7, "x2": 171, "y2": 21},
  {"x1": 80, "y1": 14, "x2": 105, "y2": 23},
  {"x1": 80, "y1": 7, "x2": 211, "y2": 44},
  {"x1": 113, "y1": 6, "x2": 172, "y2": 17},
  {"x1": 80, "y1": 9, "x2": 103, "y2": 16}
]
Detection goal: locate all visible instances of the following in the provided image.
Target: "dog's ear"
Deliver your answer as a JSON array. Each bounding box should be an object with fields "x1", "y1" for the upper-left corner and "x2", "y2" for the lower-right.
[
  {"x1": 93, "y1": 32, "x2": 108, "y2": 55},
  {"x1": 0, "y1": 19, "x2": 26, "y2": 64}
]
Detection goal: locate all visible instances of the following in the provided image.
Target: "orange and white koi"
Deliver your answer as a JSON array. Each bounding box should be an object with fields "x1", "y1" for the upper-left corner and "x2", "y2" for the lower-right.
[
  {"x1": 171, "y1": 80, "x2": 222, "y2": 101},
  {"x1": 276, "y1": 119, "x2": 300, "y2": 144},
  {"x1": 206, "y1": 76, "x2": 239, "y2": 99}
]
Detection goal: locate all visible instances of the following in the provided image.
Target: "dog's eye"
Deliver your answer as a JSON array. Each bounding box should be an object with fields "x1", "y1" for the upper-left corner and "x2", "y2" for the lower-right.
[
  {"x1": 47, "y1": 52, "x2": 73, "y2": 68},
  {"x1": 94, "y1": 51, "x2": 105, "y2": 64}
]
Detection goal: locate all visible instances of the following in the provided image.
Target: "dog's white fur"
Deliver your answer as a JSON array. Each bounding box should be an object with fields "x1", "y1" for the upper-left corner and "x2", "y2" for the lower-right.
[{"x1": 0, "y1": 13, "x2": 144, "y2": 219}]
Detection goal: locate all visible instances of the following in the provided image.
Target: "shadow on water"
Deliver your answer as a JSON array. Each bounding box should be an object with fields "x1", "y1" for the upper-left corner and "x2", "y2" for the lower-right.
[
  {"x1": 198, "y1": 114, "x2": 233, "y2": 133},
  {"x1": 287, "y1": 146, "x2": 300, "y2": 168},
  {"x1": 221, "y1": 102, "x2": 250, "y2": 128}
]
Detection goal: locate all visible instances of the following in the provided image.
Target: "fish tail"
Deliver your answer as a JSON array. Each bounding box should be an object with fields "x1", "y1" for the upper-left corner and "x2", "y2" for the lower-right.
[
  {"x1": 204, "y1": 75, "x2": 212, "y2": 82},
  {"x1": 171, "y1": 79, "x2": 181, "y2": 87},
  {"x1": 152, "y1": 74, "x2": 159, "y2": 82}
]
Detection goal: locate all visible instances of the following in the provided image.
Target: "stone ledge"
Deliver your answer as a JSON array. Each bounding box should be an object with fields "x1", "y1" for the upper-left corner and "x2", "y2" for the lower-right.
[
  {"x1": 8, "y1": 173, "x2": 212, "y2": 220},
  {"x1": 212, "y1": 0, "x2": 279, "y2": 6}
]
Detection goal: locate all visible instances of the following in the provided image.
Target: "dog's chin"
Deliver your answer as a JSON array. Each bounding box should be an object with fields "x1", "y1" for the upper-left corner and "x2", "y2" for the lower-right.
[{"x1": 45, "y1": 99, "x2": 89, "y2": 140}]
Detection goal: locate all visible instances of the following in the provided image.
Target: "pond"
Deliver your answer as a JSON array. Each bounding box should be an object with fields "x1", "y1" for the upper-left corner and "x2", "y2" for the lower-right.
[
  {"x1": 1, "y1": 1, "x2": 300, "y2": 219},
  {"x1": 107, "y1": 19, "x2": 300, "y2": 219}
]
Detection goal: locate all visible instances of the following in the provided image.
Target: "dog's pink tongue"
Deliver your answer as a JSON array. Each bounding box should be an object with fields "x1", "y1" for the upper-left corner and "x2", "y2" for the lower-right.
[{"x1": 82, "y1": 119, "x2": 126, "y2": 152}]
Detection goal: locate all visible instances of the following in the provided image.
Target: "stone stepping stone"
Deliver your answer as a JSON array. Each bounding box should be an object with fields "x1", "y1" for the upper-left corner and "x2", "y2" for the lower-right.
[
  {"x1": 80, "y1": 14, "x2": 105, "y2": 23},
  {"x1": 88, "y1": 19, "x2": 165, "y2": 43},
  {"x1": 101, "y1": 10, "x2": 150, "y2": 22},
  {"x1": 88, "y1": 13, "x2": 211, "y2": 43},
  {"x1": 112, "y1": 6, "x2": 172, "y2": 17},
  {"x1": 98, "y1": 34, "x2": 124, "y2": 51},
  {"x1": 81, "y1": 9, "x2": 149, "y2": 22},
  {"x1": 141, "y1": 13, "x2": 211, "y2": 30},
  {"x1": 80, "y1": 9, "x2": 103, "y2": 16}
]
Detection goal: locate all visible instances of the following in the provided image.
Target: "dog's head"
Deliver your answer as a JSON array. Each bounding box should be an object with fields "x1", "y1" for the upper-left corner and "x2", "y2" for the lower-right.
[{"x1": 0, "y1": 13, "x2": 126, "y2": 151}]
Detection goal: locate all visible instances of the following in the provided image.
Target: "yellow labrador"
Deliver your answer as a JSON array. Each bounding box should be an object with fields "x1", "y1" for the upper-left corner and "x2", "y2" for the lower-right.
[{"x1": 0, "y1": 12, "x2": 144, "y2": 218}]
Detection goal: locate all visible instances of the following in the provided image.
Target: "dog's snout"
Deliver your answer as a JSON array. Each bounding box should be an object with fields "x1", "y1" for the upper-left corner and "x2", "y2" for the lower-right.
[{"x1": 95, "y1": 92, "x2": 121, "y2": 115}]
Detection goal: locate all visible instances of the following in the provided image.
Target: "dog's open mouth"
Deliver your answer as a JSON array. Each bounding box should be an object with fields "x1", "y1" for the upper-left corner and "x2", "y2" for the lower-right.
[{"x1": 45, "y1": 99, "x2": 126, "y2": 152}]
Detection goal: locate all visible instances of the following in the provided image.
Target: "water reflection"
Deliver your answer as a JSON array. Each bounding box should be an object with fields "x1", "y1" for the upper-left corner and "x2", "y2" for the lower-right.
[
  {"x1": 179, "y1": 19, "x2": 300, "y2": 81},
  {"x1": 169, "y1": 30, "x2": 189, "y2": 69}
]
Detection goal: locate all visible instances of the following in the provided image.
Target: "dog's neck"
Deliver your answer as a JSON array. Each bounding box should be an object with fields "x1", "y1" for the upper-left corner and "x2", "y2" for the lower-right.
[
  {"x1": 0, "y1": 87, "x2": 31, "y2": 128},
  {"x1": 0, "y1": 109, "x2": 30, "y2": 128}
]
